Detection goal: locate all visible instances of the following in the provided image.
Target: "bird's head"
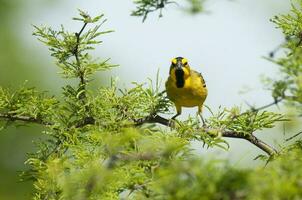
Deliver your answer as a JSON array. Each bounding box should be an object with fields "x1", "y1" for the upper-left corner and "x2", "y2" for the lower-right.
[{"x1": 169, "y1": 57, "x2": 191, "y2": 80}]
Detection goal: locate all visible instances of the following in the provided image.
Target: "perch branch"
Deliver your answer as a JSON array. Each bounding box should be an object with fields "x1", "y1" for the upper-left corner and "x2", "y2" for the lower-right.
[{"x1": 135, "y1": 114, "x2": 278, "y2": 156}]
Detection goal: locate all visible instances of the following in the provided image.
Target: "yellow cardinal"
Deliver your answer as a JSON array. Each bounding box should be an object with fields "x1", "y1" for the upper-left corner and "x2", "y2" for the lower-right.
[{"x1": 165, "y1": 57, "x2": 208, "y2": 123}]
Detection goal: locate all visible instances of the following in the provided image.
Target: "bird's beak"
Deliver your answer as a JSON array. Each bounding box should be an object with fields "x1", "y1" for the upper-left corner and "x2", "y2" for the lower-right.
[{"x1": 176, "y1": 60, "x2": 183, "y2": 71}]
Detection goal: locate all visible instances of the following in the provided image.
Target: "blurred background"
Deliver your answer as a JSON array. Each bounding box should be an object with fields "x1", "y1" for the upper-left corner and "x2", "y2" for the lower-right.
[{"x1": 0, "y1": 0, "x2": 293, "y2": 199}]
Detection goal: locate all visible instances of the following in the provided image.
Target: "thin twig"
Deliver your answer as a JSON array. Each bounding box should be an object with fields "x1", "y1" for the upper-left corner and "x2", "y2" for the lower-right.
[
  {"x1": 249, "y1": 98, "x2": 283, "y2": 112},
  {"x1": 238, "y1": 98, "x2": 283, "y2": 118},
  {"x1": 286, "y1": 131, "x2": 302, "y2": 141},
  {"x1": 73, "y1": 22, "x2": 95, "y2": 124},
  {"x1": 74, "y1": 22, "x2": 88, "y2": 96}
]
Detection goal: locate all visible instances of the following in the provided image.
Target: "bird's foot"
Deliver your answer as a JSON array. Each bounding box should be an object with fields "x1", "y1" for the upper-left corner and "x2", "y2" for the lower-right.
[
  {"x1": 168, "y1": 119, "x2": 176, "y2": 128},
  {"x1": 199, "y1": 114, "x2": 207, "y2": 128}
]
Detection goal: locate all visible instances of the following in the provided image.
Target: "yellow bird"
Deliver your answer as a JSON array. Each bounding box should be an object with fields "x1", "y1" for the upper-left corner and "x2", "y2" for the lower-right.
[{"x1": 165, "y1": 57, "x2": 208, "y2": 124}]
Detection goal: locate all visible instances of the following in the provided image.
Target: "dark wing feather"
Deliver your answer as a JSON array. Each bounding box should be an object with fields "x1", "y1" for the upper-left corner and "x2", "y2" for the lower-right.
[{"x1": 196, "y1": 71, "x2": 206, "y2": 88}]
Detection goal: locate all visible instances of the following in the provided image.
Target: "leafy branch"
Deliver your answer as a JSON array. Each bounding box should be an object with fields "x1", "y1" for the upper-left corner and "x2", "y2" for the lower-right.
[
  {"x1": 33, "y1": 9, "x2": 115, "y2": 81},
  {"x1": 267, "y1": 1, "x2": 302, "y2": 116},
  {"x1": 0, "y1": 81, "x2": 285, "y2": 156},
  {"x1": 132, "y1": 0, "x2": 172, "y2": 22},
  {"x1": 135, "y1": 103, "x2": 284, "y2": 156},
  {"x1": 131, "y1": 0, "x2": 208, "y2": 22}
]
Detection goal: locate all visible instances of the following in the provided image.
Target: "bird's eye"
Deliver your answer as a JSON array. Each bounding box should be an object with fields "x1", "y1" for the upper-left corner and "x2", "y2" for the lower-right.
[
  {"x1": 171, "y1": 58, "x2": 177, "y2": 65},
  {"x1": 183, "y1": 62, "x2": 188, "y2": 66}
]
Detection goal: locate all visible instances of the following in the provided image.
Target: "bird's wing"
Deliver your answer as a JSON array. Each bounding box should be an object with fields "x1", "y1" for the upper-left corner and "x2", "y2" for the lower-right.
[{"x1": 193, "y1": 70, "x2": 206, "y2": 88}]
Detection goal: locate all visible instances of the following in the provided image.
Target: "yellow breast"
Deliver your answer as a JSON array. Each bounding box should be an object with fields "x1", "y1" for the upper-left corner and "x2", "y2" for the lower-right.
[{"x1": 165, "y1": 71, "x2": 207, "y2": 107}]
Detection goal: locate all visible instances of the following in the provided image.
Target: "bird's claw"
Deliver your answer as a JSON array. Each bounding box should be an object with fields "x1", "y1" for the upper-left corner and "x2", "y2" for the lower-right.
[{"x1": 168, "y1": 119, "x2": 176, "y2": 128}]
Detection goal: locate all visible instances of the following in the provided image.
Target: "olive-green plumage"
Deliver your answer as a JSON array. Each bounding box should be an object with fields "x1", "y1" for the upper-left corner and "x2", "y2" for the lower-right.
[{"x1": 165, "y1": 57, "x2": 208, "y2": 120}]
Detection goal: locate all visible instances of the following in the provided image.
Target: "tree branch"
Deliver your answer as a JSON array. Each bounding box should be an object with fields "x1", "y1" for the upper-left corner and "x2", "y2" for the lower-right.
[
  {"x1": 73, "y1": 22, "x2": 95, "y2": 124},
  {"x1": 0, "y1": 113, "x2": 50, "y2": 126},
  {"x1": 225, "y1": 132, "x2": 278, "y2": 155},
  {"x1": 74, "y1": 22, "x2": 88, "y2": 99},
  {"x1": 135, "y1": 114, "x2": 278, "y2": 156},
  {"x1": 0, "y1": 94, "x2": 281, "y2": 156},
  {"x1": 0, "y1": 111, "x2": 278, "y2": 155}
]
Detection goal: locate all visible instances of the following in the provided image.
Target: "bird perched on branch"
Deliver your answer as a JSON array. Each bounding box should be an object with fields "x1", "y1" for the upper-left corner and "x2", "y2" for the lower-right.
[{"x1": 165, "y1": 57, "x2": 208, "y2": 124}]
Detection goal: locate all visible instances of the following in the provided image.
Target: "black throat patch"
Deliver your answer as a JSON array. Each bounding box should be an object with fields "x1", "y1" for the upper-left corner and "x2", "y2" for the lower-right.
[{"x1": 175, "y1": 69, "x2": 185, "y2": 88}]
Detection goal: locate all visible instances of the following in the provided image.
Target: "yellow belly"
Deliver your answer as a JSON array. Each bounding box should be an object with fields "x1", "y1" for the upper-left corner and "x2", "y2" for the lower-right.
[{"x1": 165, "y1": 76, "x2": 207, "y2": 108}]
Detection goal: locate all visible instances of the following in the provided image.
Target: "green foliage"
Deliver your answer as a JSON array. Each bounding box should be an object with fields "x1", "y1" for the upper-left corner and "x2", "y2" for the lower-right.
[
  {"x1": 0, "y1": 83, "x2": 58, "y2": 127},
  {"x1": 0, "y1": 4, "x2": 302, "y2": 200},
  {"x1": 131, "y1": 0, "x2": 169, "y2": 21},
  {"x1": 271, "y1": 1, "x2": 302, "y2": 38},
  {"x1": 249, "y1": 141, "x2": 302, "y2": 200},
  {"x1": 33, "y1": 9, "x2": 115, "y2": 80},
  {"x1": 131, "y1": 0, "x2": 207, "y2": 21},
  {"x1": 174, "y1": 116, "x2": 230, "y2": 150},
  {"x1": 185, "y1": 0, "x2": 206, "y2": 14},
  {"x1": 268, "y1": 0, "x2": 302, "y2": 112},
  {"x1": 207, "y1": 107, "x2": 285, "y2": 136},
  {"x1": 146, "y1": 159, "x2": 249, "y2": 200},
  {"x1": 137, "y1": 142, "x2": 302, "y2": 200}
]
